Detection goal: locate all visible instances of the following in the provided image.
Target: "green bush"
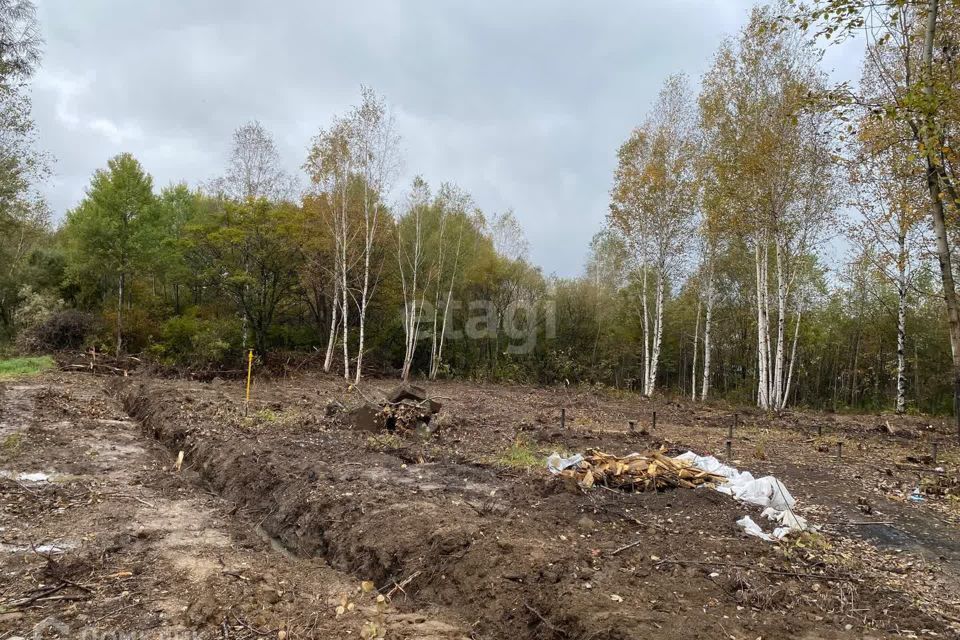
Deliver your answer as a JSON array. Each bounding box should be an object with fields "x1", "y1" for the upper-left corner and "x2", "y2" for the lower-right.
[{"x1": 149, "y1": 313, "x2": 241, "y2": 368}]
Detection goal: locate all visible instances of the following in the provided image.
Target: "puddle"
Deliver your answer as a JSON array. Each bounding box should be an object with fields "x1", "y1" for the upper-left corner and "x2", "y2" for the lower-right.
[
  {"x1": 0, "y1": 469, "x2": 93, "y2": 485},
  {"x1": 850, "y1": 514, "x2": 960, "y2": 563},
  {"x1": 0, "y1": 540, "x2": 76, "y2": 554},
  {"x1": 19, "y1": 471, "x2": 51, "y2": 483},
  {"x1": 1, "y1": 470, "x2": 54, "y2": 483},
  {"x1": 856, "y1": 523, "x2": 911, "y2": 547}
]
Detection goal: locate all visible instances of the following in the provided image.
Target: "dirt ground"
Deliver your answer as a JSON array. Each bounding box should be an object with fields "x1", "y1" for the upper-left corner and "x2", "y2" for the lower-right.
[{"x1": 2, "y1": 370, "x2": 960, "y2": 639}]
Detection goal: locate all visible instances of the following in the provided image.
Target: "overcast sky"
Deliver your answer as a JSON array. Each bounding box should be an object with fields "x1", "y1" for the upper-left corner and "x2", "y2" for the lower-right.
[{"x1": 31, "y1": 1, "x2": 862, "y2": 278}]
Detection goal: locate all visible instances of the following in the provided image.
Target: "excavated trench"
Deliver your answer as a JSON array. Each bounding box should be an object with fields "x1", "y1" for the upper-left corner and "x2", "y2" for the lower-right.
[{"x1": 120, "y1": 383, "x2": 587, "y2": 640}]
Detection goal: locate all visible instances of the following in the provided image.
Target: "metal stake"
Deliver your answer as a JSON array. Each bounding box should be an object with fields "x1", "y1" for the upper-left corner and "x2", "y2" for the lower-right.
[
  {"x1": 628, "y1": 420, "x2": 636, "y2": 433},
  {"x1": 561, "y1": 408, "x2": 566, "y2": 430}
]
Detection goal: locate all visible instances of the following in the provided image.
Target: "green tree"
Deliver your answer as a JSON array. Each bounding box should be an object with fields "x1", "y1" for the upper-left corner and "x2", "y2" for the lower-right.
[
  {"x1": 153, "y1": 183, "x2": 204, "y2": 314},
  {"x1": 62, "y1": 153, "x2": 156, "y2": 355},
  {"x1": 0, "y1": 0, "x2": 49, "y2": 339},
  {"x1": 185, "y1": 198, "x2": 303, "y2": 356}
]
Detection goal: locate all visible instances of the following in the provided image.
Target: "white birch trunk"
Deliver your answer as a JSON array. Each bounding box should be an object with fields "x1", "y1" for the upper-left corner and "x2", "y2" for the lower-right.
[
  {"x1": 432, "y1": 288, "x2": 453, "y2": 379},
  {"x1": 755, "y1": 242, "x2": 770, "y2": 409},
  {"x1": 639, "y1": 261, "x2": 651, "y2": 396},
  {"x1": 647, "y1": 271, "x2": 665, "y2": 396},
  {"x1": 762, "y1": 244, "x2": 773, "y2": 407},
  {"x1": 782, "y1": 305, "x2": 802, "y2": 409},
  {"x1": 692, "y1": 299, "x2": 701, "y2": 401},
  {"x1": 772, "y1": 244, "x2": 787, "y2": 410},
  {"x1": 340, "y1": 195, "x2": 351, "y2": 381},
  {"x1": 398, "y1": 204, "x2": 425, "y2": 381},
  {"x1": 354, "y1": 186, "x2": 378, "y2": 385},
  {"x1": 896, "y1": 233, "x2": 908, "y2": 414},
  {"x1": 323, "y1": 289, "x2": 339, "y2": 373},
  {"x1": 432, "y1": 218, "x2": 463, "y2": 379},
  {"x1": 701, "y1": 277, "x2": 714, "y2": 401}
]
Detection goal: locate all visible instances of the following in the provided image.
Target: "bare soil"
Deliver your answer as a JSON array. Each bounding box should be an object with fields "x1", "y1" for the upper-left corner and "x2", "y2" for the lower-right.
[{"x1": 3, "y1": 371, "x2": 960, "y2": 639}]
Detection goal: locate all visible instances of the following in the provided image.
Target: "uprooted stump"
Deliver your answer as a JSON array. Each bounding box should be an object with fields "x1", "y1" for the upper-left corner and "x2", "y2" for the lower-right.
[{"x1": 345, "y1": 383, "x2": 443, "y2": 437}]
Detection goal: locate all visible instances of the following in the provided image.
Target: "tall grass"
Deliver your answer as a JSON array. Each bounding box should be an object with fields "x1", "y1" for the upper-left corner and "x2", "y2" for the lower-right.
[{"x1": 0, "y1": 356, "x2": 55, "y2": 380}]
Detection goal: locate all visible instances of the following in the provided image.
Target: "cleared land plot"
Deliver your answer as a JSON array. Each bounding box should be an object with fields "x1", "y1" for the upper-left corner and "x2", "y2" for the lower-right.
[{"x1": 2, "y1": 371, "x2": 959, "y2": 639}]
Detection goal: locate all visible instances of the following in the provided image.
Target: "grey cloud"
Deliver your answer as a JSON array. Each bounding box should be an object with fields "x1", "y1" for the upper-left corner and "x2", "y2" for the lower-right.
[{"x1": 31, "y1": 0, "x2": 862, "y2": 276}]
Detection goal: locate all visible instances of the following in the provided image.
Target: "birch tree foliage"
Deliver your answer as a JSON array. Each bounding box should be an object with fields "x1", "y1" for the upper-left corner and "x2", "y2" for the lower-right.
[
  {"x1": 609, "y1": 73, "x2": 698, "y2": 397},
  {"x1": 847, "y1": 109, "x2": 929, "y2": 414},
  {"x1": 699, "y1": 5, "x2": 837, "y2": 410},
  {"x1": 209, "y1": 120, "x2": 297, "y2": 203},
  {"x1": 303, "y1": 88, "x2": 399, "y2": 381},
  {"x1": 789, "y1": 0, "x2": 960, "y2": 425}
]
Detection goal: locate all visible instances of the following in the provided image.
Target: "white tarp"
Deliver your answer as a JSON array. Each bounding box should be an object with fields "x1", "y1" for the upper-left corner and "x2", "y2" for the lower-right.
[
  {"x1": 546, "y1": 453, "x2": 584, "y2": 474},
  {"x1": 674, "y1": 451, "x2": 809, "y2": 541}
]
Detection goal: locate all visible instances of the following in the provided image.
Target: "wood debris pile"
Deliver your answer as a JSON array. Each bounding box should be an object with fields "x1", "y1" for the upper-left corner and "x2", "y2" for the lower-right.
[
  {"x1": 558, "y1": 448, "x2": 726, "y2": 491},
  {"x1": 380, "y1": 399, "x2": 437, "y2": 434},
  {"x1": 345, "y1": 383, "x2": 443, "y2": 436}
]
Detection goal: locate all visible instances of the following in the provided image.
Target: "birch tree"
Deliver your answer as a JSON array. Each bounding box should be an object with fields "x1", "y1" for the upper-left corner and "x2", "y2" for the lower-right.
[
  {"x1": 699, "y1": 243, "x2": 719, "y2": 400},
  {"x1": 305, "y1": 118, "x2": 356, "y2": 379},
  {"x1": 428, "y1": 184, "x2": 473, "y2": 379},
  {"x1": 699, "y1": 6, "x2": 837, "y2": 411},
  {"x1": 304, "y1": 88, "x2": 399, "y2": 381},
  {"x1": 351, "y1": 87, "x2": 400, "y2": 383},
  {"x1": 210, "y1": 121, "x2": 297, "y2": 202},
  {"x1": 609, "y1": 74, "x2": 698, "y2": 397},
  {"x1": 396, "y1": 177, "x2": 432, "y2": 380},
  {"x1": 848, "y1": 118, "x2": 928, "y2": 414},
  {"x1": 299, "y1": 193, "x2": 340, "y2": 370},
  {"x1": 790, "y1": 0, "x2": 960, "y2": 428},
  {"x1": 690, "y1": 223, "x2": 718, "y2": 401}
]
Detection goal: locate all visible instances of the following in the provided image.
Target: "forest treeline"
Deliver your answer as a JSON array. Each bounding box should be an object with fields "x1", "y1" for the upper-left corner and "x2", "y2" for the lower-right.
[{"x1": 2, "y1": 1, "x2": 960, "y2": 416}]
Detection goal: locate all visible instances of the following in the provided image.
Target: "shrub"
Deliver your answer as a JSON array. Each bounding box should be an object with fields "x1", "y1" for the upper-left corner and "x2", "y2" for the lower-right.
[
  {"x1": 150, "y1": 314, "x2": 241, "y2": 368},
  {"x1": 16, "y1": 308, "x2": 95, "y2": 353},
  {"x1": 13, "y1": 286, "x2": 62, "y2": 331}
]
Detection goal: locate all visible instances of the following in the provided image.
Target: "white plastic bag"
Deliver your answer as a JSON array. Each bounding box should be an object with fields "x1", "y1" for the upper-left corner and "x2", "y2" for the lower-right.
[
  {"x1": 676, "y1": 451, "x2": 809, "y2": 542},
  {"x1": 736, "y1": 515, "x2": 773, "y2": 541}
]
